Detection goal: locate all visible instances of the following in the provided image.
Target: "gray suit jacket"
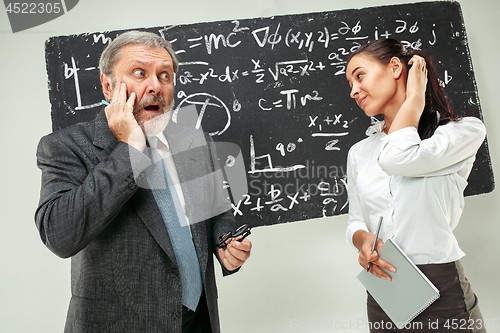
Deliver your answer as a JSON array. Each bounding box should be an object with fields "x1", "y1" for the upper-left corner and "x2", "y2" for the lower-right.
[{"x1": 35, "y1": 110, "x2": 237, "y2": 333}]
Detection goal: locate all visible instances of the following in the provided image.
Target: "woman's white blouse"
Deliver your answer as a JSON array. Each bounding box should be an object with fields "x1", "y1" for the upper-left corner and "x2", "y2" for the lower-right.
[{"x1": 346, "y1": 117, "x2": 486, "y2": 264}]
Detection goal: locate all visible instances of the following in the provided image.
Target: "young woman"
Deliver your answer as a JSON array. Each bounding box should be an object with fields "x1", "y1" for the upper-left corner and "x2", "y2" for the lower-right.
[{"x1": 345, "y1": 38, "x2": 487, "y2": 332}]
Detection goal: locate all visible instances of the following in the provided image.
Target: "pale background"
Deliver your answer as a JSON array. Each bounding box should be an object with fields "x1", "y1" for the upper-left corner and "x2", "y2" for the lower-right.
[{"x1": 0, "y1": 0, "x2": 498, "y2": 332}]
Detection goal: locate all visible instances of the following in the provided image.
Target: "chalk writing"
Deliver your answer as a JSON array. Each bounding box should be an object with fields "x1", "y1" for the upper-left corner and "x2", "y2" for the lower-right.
[{"x1": 45, "y1": 2, "x2": 493, "y2": 227}]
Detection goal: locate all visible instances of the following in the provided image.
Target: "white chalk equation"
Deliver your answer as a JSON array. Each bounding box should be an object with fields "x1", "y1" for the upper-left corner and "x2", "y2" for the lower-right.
[
  {"x1": 232, "y1": 174, "x2": 349, "y2": 217},
  {"x1": 169, "y1": 18, "x2": 438, "y2": 55},
  {"x1": 258, "y1": 89, "x2": 323, "y2": 111}
]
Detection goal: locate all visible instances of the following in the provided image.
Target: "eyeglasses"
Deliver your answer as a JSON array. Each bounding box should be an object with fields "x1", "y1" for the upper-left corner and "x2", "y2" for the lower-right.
[{"x1": 216, "y1": 224, "x2": 251, "y2": 248}]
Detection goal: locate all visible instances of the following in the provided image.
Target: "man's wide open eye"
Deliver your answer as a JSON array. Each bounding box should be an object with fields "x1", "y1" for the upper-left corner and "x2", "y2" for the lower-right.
[{"x1": 133, "y1": 69, "x2": 144, "y2": 77}]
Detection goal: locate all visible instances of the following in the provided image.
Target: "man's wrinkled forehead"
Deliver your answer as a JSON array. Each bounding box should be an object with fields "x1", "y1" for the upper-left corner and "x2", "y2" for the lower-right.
[{"x1": 112, "y1": 43, "x2": 173, "y2": 73}]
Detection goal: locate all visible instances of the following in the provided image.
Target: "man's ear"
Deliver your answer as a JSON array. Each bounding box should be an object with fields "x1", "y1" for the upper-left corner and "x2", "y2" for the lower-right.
[
  {"x1": 390, "y1": 57, "x2": 404, "y2": 80},
  {"x1": 101, "y1": 73, "x2": 113, "y2": 101}
]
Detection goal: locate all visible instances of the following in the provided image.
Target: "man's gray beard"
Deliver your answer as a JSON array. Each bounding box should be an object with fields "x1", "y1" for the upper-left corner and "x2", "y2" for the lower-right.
[{"x1": 138, "y1": 100, "x2": 175, "y2": 137}]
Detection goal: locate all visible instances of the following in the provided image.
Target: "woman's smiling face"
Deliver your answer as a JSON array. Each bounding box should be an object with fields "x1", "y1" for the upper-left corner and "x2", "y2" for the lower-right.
[{"x1": 346, "y1": 54, "x2": 401, "y2": 118}]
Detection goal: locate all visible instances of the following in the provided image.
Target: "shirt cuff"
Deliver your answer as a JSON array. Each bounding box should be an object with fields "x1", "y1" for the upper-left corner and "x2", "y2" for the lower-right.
[{"x1": 346, "y1": 221, "x2": 369, "y2": 250}]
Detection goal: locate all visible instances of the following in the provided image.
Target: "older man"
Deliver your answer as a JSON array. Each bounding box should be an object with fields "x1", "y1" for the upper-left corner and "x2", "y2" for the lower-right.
[{"x1": 35, "y1": 30, "x2": 251, "y2": 333}]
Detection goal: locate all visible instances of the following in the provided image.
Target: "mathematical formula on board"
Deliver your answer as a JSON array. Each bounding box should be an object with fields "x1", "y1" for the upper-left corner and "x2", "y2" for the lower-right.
[
  {"x1": 64, "y1": 17, "x2": 442, "y2": 109},
  {"x1": 47, "y1": 2, "x2": 491, "y2": 226}
]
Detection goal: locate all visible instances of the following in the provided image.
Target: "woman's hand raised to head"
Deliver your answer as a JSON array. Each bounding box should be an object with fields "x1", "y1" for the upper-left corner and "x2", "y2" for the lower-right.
[
  {"x1": 388, "y1": 55, "x2": 428, "y2": 134},
  {"x1": 406, "y1": 55, "x2": 428, "y2": 112}
]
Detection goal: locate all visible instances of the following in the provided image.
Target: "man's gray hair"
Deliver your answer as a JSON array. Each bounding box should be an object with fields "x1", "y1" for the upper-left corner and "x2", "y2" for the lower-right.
[{"x1": 99, "y1": 30, "x2": 179, "y2": 79}]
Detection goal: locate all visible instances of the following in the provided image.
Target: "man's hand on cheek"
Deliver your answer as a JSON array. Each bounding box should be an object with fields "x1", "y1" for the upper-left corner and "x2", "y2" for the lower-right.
[{"x1": 105, "y1": 82, "x2": 145, "y2": 152}]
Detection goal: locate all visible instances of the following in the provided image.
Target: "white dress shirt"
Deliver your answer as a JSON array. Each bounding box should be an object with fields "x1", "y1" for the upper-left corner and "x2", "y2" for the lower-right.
[
  {"x1": 346, "y1": 117, "x2": 486, "y2": 264},
  {"x1": 154, "y1": 132, "x2": 189, "y2": 223}
]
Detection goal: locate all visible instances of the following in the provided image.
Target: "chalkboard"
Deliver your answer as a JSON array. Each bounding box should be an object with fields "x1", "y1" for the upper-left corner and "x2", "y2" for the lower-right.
[{"x1": 45, "y1": 1, "x2": 494, "y2": 228}]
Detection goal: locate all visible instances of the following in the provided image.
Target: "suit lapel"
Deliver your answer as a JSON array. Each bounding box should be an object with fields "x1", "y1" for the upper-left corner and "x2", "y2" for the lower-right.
[
  {"x1": 92, "y1": 110, "x2": 119, "y2": 162},
  {"x1": 128, "y1": 188, "x2": 177, "y2": 262},
  {"x1": 92, "y1": 109, "x2": 177, "y2": 263}
]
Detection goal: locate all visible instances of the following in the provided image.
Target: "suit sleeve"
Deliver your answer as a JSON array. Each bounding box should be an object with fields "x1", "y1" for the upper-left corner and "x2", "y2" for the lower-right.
[
  {"x1": 35, "y1": 133, "x2": 154, "y2": 258},
  {"x1": 203, "y1": 134, "x2": 241, "y2": 276}
]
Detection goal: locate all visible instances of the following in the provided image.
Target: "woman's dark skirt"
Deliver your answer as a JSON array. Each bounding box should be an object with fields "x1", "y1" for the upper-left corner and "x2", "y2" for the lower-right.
[{"x1": 367, "y1": 261, "x2": 486, "y2": 332}]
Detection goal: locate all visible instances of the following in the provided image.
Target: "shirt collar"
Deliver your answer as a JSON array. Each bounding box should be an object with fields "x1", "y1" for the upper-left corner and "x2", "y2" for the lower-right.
[
  {"x1": 147, "y1": 131, "x2": 170, "y2": 151},
  {"x1": 366, "y1": 120, "x2": 387, "y2": 136},
  {"x1": 156, "y1": 131, "x2": 169, "y2": 151}
]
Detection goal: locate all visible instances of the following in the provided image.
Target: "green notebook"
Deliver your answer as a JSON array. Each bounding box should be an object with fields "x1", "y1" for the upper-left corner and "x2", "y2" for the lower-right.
[{"x1": 357, "y1": 238, "x2": 440, "y2": 329}]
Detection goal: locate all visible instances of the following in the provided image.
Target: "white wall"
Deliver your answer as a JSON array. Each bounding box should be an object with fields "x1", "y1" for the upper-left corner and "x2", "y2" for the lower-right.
[{"x1": 1, "y1": 1, "x2": 498, "y2": 332}]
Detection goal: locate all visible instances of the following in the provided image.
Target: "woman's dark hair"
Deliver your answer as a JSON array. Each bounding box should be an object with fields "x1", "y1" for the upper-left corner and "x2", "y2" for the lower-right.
[{"x1": 348, "y1": 38, "x2": 461, "y2": 139}]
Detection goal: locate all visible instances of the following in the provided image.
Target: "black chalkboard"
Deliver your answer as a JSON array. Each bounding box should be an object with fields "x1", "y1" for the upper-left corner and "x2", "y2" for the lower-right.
[{"x1": 45, "y1": 1, "x2": 494, "y2": 228}]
